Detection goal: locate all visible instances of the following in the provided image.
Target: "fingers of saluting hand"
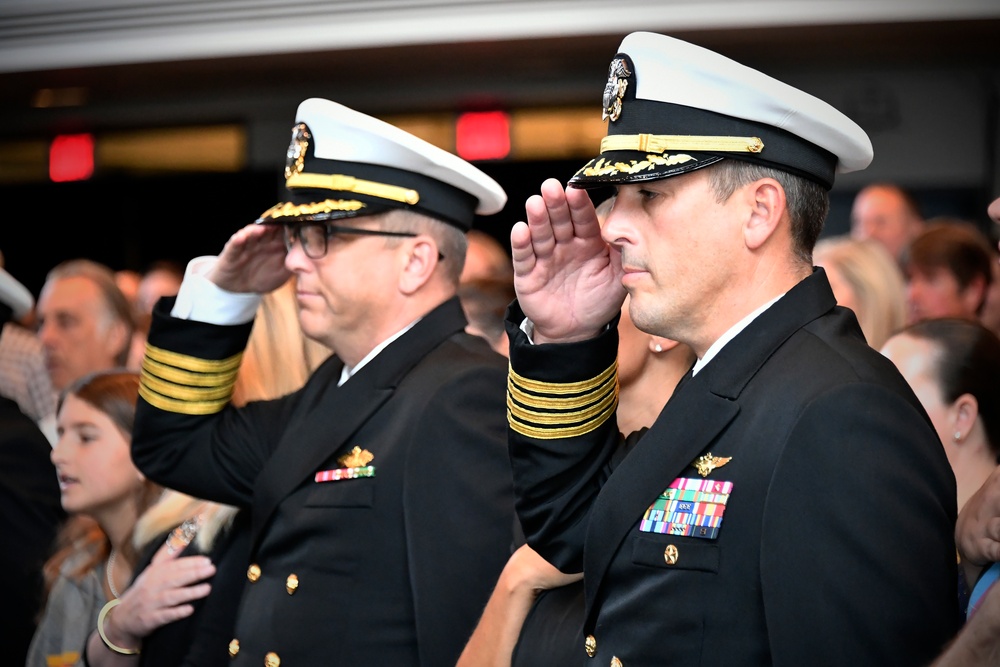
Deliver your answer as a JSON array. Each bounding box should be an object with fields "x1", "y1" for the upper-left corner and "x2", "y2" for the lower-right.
[
  {"x1": 529, "y1": 179, "x2": 602, "y2": 251},
  {"x1": 236, "y1": 221, "x2": 282, "y2": 245},
  {"x1": 210, "y1": 222, "x2": 290, "y2": 293},
  {"x1": 512, "y1": 179, "x2": 602, "y2": 276},
  {"x1": 510, "y1": 220, "x2": 536, "y2": 278},
  {"x1": 563, "y1": 184, "x2": 603, "y2": 239},
  {"x1": 517, "y1": 191, "x2": 557, "y2": 269},
  {"x1": 511, "y1": 192, "x2": 558, "y2": 279},
  {"x1": 225, "y1": 223, "x2": 285, "y2": 263},
  {"x1": 539, "y1": 178, "x2": 578, "y2": 246}
]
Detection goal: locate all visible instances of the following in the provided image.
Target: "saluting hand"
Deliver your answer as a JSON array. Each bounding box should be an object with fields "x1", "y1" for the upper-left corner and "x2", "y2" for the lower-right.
[
  {"x1": 207, "y1": 223, "x2": 291, "y2": 294},
  {"x1": 511, "y1": 179, "x2": 626, "y2": 344}
]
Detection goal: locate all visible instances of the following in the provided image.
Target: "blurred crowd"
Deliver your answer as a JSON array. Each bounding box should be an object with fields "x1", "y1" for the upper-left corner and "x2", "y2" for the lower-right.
[{"x1": 3, "y1": 30, "x2": 1000, "y2": 667}]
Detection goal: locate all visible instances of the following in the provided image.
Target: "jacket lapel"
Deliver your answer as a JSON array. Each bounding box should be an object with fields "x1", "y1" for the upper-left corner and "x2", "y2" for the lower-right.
[
  {"x1": 249, "y1": 297, "x2": 469, "y2": 548},
  {"x1": 583, "y1": 379, "x2": 738, "y2": 618},
  {"x1": 582, "y1": 269, "x2": 839, "y2": 622}
]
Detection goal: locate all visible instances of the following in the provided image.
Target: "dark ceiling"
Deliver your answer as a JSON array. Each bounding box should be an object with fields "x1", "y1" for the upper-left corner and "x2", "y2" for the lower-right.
[
  {"x1": 0, "y1": 17, "x2": 998, "y2": 295},
  {"x1": 2, "y1": 19, "x2": 998, "y2": 139}
]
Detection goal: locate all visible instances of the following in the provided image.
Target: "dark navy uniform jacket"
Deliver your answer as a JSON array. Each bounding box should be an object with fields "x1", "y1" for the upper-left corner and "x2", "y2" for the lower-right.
[
  {"x1": 133, "y1": 296, "x2": 516, "y2": 666},
  {"x1": 505, "y1": 269, "x2": 960, "y2": 666}
]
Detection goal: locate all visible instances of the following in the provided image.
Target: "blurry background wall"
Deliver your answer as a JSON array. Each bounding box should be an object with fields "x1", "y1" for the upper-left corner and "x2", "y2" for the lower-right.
[{"x1": 1, "y1": 0, "x2": 998, "y2": 295}]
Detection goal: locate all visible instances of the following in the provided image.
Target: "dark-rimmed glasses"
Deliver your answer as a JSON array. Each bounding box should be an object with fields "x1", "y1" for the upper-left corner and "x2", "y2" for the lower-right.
[{"x1": 282, "y1": 222, "x2": 418, "y2": 260}]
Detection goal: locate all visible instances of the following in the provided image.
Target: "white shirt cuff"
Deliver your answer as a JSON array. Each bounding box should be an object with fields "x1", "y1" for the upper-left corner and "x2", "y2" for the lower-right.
[
  {"x1": 519, "y1": 317, "x2": 535, "y2": 345},
  {"x1": 170, "y1": 256, "x2": 262, "y2": 325}
]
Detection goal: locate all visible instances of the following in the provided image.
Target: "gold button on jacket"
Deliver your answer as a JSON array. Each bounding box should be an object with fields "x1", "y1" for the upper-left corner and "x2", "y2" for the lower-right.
[
  {"x1": 585, "y1": 634, "x2": 597, "y2": 657},
  {"x1": 265, "y1": 651, "x2": 280, "y2": 667},
  {"x1": 228, "y1": 639, "x2": 240, "y2": 657},
  {"x1": 664, "y1": 544, "x2": 679, "y2": 565},
  {"x1": 285, "y1": 574, "x2": 299, "y2": 595},
  {"x1": 247, "y1": 563, "x2": 261, "y2": 582}
]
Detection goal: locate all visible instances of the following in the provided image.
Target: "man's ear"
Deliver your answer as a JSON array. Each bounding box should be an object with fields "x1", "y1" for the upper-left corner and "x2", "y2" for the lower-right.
[
  {"x1": 398, "y1": 236, "x2": 440, "y2": 295},
  {"x1": 961, "y1": 274, "x2": 988, "y2": 316},
  {"x1": 105, "y1": 319, "x2": 132, "y2": 364},
  {"x1": 743, "y1": 179, "x2": 786, "y2": 251}
]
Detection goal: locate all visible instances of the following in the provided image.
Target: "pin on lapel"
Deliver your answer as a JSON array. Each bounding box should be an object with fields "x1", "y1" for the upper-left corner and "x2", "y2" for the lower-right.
[
  {"x1": 694, "y1": 452, "x2": 732, "y2": 477},
  {"x1": 315, "y1": 446, "x2": 377, "y2": 483},
  {"x1": 339, "y1": 446, "x2": 374, "y2": 468}
]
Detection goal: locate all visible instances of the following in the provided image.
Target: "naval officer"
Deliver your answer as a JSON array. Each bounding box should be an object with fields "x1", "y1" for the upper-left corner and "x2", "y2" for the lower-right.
[
  {"x1": 505, "y1": 31, "x2": 960, "y2": 665},
  {"x1": 130, "y1": 98, "x2": 516, "y2": 666}
]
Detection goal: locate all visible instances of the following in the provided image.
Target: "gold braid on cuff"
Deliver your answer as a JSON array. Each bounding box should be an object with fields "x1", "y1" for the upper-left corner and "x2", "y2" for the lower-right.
[{"x1": 97, "y1": 599, "x2": 141, "y2": 656}]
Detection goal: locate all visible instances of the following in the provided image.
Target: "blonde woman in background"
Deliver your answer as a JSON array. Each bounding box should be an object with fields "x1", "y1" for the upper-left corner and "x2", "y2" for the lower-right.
[
  {"x1": 813, "y1": 235, "x2": 907, "y2": 350},
  {"x1": 83, "y1": 278, "x2": 330, "y2": 666},
  {"x1": 232, "y1": 277, "x2": 331, "y2": 405}
]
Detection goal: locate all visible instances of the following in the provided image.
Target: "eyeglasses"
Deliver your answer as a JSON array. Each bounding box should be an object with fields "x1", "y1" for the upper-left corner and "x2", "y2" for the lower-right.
[{"x1": 282, "y1": 222, "x2": 418, "y2": 259}]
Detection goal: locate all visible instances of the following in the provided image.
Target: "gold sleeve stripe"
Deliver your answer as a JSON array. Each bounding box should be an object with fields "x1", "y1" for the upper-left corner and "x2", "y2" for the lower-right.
[
  {"x1": 139, "y1": 345, "x2": 243, "y2": 416},
  {"x1": 139, "y1": 384, "x2": 232, "y2": 416},
  {"x1": 507, "y1": 371, "x2": 617, "y2": 411},
  {"x1": 506, "y1": 360, "x2": 619, "y2": 438},
  {"x1": 601, "y1": 133, "x2": 764, "y2": 154},
  {"x1": 507, "y1": 381, "x2": 617, "y2": 425},
  {"x1": 144, "y1": 344, "x2": 243, "y2": 374},
  {"x1": 140, "y1": 370, "x2": 239, "y2": 402},
  {"x1": 508, "y1": 360, "x2": 617, "y2": 395},
  {"x1": 507, "y1": 397, "x2": 618, "y2": 440},
  {"x1": 142, "y1": 357, "x2": 240, "y2": 388}
]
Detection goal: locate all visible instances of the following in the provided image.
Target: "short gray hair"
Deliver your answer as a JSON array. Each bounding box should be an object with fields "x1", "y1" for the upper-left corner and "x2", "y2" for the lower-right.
[
  {"x1": 378, "y1": 209, "x2": 468, "y2": 285},
  {"x1": 45, "y1": 259, "x2": 136, "y2": 365},
  {"x1": 707, "y1": 160, "x2": 829, "y2": 264}
]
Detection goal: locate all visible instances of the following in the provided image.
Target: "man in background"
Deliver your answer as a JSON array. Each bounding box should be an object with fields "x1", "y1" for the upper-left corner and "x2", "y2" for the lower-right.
[
  {"x1": 850, "y1": 181, "x2": 926, "y2": 264},
  {"x1": 0, "y1": 249, "x2": 56, "y2": 442},
  {"x1": 36, "y1": 259, "x2": 135, "y2": 390}
]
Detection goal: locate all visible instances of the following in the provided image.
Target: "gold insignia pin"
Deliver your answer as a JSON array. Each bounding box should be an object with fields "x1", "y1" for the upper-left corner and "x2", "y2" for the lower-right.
[
  {"x1": 338, "y1": 446, "x2": 374, "y2": 468},
  {"x1": 602, "y1": 57, "x2": 631, "y2": 122},
  {"x1": 694, "y1": 453, "x2": 732, "y2": 477}
]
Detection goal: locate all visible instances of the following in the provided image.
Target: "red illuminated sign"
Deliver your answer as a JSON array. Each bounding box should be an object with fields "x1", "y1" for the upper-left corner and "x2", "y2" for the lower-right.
[
  {"x1": 50, "y1": 133, "x2": 94, "y2": 182},
  {"x1": 456, "y1": 111, "x2": 510, "y2": 161}
]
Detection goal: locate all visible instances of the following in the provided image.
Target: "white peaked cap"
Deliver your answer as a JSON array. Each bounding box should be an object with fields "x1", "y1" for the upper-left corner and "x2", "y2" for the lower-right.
[
  {"x1": 570, "y1": 32, "x2": 874, "y2": 190},
  {"x1": 258, "y1": 98, "x2": 508, "y2": 230}
]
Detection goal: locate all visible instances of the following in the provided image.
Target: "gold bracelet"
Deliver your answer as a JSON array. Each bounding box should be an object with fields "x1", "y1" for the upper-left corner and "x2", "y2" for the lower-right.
[{"x1": 97, "y1": 599, "x2": 141, "y2": 656}]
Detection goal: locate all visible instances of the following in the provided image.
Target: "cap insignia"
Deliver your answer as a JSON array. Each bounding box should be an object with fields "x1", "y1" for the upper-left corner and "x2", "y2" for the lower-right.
[
  {"x1": 338, "y1": 446, "x2": 374, "y2": 468},
  {"x1": 602, "y1": 58, "x2": 631, "y2": 122},
  {"x1": 694, "y1": 453, "x2": 732, "y2": 478},
  {"x1": 285, "y1": 123, "x2": 311, "y2": 181}
]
